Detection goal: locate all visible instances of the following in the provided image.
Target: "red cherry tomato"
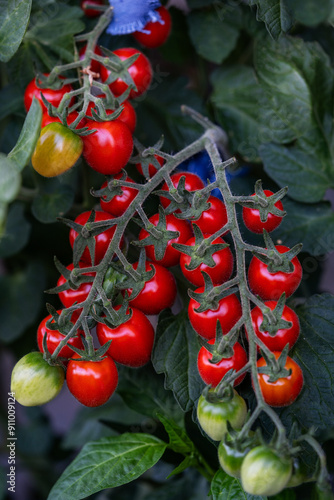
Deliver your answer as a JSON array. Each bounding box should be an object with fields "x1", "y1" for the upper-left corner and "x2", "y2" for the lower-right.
[
  {"x1": 57, "y1": 262, "x2": 95, "y2": 309},
  {"x1": 248, "y1": 245, "x2": 302, "y2": 300},
  {"x1": 96, "y1": 306, "x2": 155, "y2": 367},
  {"x1": 198, "y1": 340, "x2": 248, "y2": 387},
  {"x1": 82, "y1": 119, "x2": 133, "y2": 175},
  {"x1": 100, "y1": 47, "x2": 153, "y2": 99},
  {"x1": 242, "y1": 190, "x2": 284, "y2": 234},
  {"x1": 138, "y1": 213, "x2": 193, "y2": 267},
  {"x1": 41, "y1": 110, "x2": 85, "y2": 129},
  {"x1": 188, "y1": 290, "x2": 242, "y2": 340},
  {"x1": 86, "y1": 100, "x2": 137, "y2": 133},
  {"x1": 69, "y1": 210, "x2": 118, "y2": 265},
  {"x1": 24, "y1": 74, "x2": 74, "y2": 113},
  {"x1": 136, "y1": 154, "x2": 165, "y2": 177},
  {"x1": 160, "y1": 172, "x2": 205, "y2": 210},
  {"x1": 180, "y1": 235, "x2": 234, "y2": 287},
  {"x1": 100, "y1": 174, "x2": 137, "y2": 217},
  {"x1": 80, "y1": 0, "x2": 103, "y2": 18},
  {"x1": 126, "y1": 261, "x2": 177, "y2": 315},
  {"x1": 67, "y1": 354, "x2": 118, "y2": 407},
  {"x1": 37, "y1": 311, "x2": 84, "y2": 358},
  {"x1": 133, "y1": 7, "x2": 172, "y2": 49},
  {"x1": 191, "y1": 195, "x2": 228, "y2": 235},
  {"x1": 79, "y1": 44, "x2": 103, "y2": 74},
  {"x1": 257, "y1": 352, "x2": 304, "y2": 407},
  {"x1": 249, "y1": 301, "x2": 300, "y2": 352}
]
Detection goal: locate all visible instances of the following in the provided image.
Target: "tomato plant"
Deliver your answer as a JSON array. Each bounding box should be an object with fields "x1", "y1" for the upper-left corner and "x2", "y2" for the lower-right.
[
  {"x1": 99, "y1": 174, "x2": 138, "y2": 216},
  {"x1": 37, "y1": 312, "x2": 84, "y2": 358},
  {"x1": 24, "y1": 74, "x2": 74, "y2": 112},
  {"x1": 80, "y1": 0, "x2": 103, "y2": 18},
  {"x1": 85, "y1": 100, "x2": 137, "y2": 133},
  {"x1": 133, "y1": 7, "x2": 172, "y2": 49},
  {"x1": 57, "y1": 262, "x2": 95, "y2": 309},
  {"x1": 159, "y1": 171, "x2": 205, "y2": 210},
  {"x1": 96, "y1": 306, "x2": 155, "y2": 367},
  {"x1": 66, "y1": 354, "x2": 118, "y2": 407},
  {"x1": 242, "y1": 189, "x2": 284, "y2": 233}
]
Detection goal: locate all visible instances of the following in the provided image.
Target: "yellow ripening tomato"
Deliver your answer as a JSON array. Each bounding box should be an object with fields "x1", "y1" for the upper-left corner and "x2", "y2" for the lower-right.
[{"x1": 32, "y1": 122, "x2": 83, "y2": 177}]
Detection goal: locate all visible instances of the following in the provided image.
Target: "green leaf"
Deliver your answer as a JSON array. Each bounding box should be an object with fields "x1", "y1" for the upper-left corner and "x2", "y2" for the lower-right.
[
  {"x1": 0, "y1": 153, "x2": 21, "y2": 204},
  {"x1": 7, "y1": 97, "x2": 42, "y2": 170},
  {"x1": 210, "y1": 469, "x2": 267, "y2": 499},
  {"x1": 157, "y1": 414, "x2": 196, "y2": 455},
  {"x1": 0, "y1": 0, "x2": 32, "y2": 62},
  {"x1": 278, "y1": 294, "x2": 334, "y2": 430},
  {"x1": 0, "y1": 202, "x2": 30, "y2": 257},
  {"x1": 117, "y1": 364, "x2": 184, "y2": 425},
  {"x1": 152, "y1": 310, "x2": 204, "y2": 412},
  {"x1": 187, "y1": 9, "x2": 240, "y2": 64},
  {"x1": 289, "y1": 0, "x2": 334, "y2": 26},
  {"x1": 276, "y1": 198, "x2": 334, "y2": 256},
  {"x1": 0, "y1": 85, "x2": 23, "y2": 120},
  {"x1": 31, "y1": 180, "x2": 75, "y2": 223},
  {"x1": 48, "y1": 434, "x2": 167, "y2": 500},
  {"x1": 0, "y1": 260, "x2": 46, "y2": 343},
  {"x1": 249, "y1": 0, "x2": 293, "y2": 39}
]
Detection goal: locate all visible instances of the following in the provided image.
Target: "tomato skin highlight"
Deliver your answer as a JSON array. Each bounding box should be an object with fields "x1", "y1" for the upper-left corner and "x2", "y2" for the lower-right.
[
  {"x1": 57, "y1": 262, "x2": 95, "y2": 309},
  {"x1": 241, "y1": 445, "x2": 292, "y2": 496},
  {"x1": 197, "y1": 340, "x2": 248, "y2": 387},
  {"x1": 188, "y1": 290, "x2": 242, "y2": 340},
  {"x1": 257, "y1": 352, "x2": 304, "y2": 407},
  {"x1": 32, "y1": 123, "x2": 83, "y2": 178},
  {"x1": 66, "y1": 354, "x2": 118, "y2": 407},
  {"x1": 248, "y1": 245, "x2": 302, "y2": 300},
  {"x1": 127, "y1": 261, "x2": 177, "y2": 315},
  {"x1": 24, "y1": 74, "x2": 74, "y2": 112},
  {"x1": 37, "y1": 312, "x2": 84, "y2": 358},
  {"x1": 83, "y1": 119, "x2": 133, "y2": 175},
  {"x1": 69, "y1": 210, "x2": 118, "y2": 265},
  {"x1": 11, "y1": 352, "x2": 65, "y2": 406},
  {"x1": 197, "y1": 389, "x2": 247, "y2": 441},
  {"x1": 100, "y1": 47, "x2": 153, "y2": 99},
  {"x1": 100, "y1": 175, "x2": 137, "y2": 217},
  {"x1": 139, "y1": 213, "x2": 193, "y2": 268},
  {"x1": 250, "y1": 301, "x2": 300, "y2": 352},
  {"x1": 133, "y1": 7, "x2": 172, "y2": 49},
  {"x1": 96, "y1": 306, "x2": 155, "y2": 367},
  {"x1": 242, "y1": 189, "x2": 284, "y2": 234}
]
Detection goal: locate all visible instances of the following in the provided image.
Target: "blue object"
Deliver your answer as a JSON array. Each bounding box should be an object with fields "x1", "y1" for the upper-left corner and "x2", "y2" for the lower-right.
[
  {"x1": 107, "y1": 0, "x2": 162, "y2": 35},
  {"x1": 176, "y1": 151, "x2": 250, "y2": 198}
]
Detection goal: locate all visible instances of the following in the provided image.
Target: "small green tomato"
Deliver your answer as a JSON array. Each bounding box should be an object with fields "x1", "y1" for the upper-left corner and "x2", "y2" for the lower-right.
[
  {"x1": 197, "y1": 389, "x2": 247, "y2": 441},
  {"x1": 241, "y1": 445, "x2": 292, "y2": 496},
  {"x1": 11, "y1": 352, "x2": 65, "y2": 406}
]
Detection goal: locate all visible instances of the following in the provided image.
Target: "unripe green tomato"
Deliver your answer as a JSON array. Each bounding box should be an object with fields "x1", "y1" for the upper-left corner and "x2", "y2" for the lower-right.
[
  {"x1": 197, "y1": 389, "x2": 247, "y2": 441},
  {"x1": 32, "y1": 122, "x2": 83, "y2": 177},
  {"x1": 241, "y1": 445, "x2": 292, "y2": 496},
  {"x1": 218, "y1": 437, "x2": 251, "y2": 478},
  {"x1": 11, "y1": 352, "x2": 65, "y2": 406}
]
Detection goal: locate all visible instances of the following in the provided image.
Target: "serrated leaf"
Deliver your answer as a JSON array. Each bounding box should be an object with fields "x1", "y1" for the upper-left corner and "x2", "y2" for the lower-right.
[
  {"x1": 0, "y1": 260, "x2": 46, "y2": 342},
  {"x1": 187, "y1": 9, "x2": 239, "y2": 64},
  {"x1": 7, "y1": 97, "x2": 42, "y2": 169},
  {"x1": 249, "y1": 0, "x2": 293, "y2": 39},
  {"x1": 117, "y1": 365, "x2": 184, "y2": 425},
  {"x1": 277, "y1": 294, "x2": 334, "y2": 430},
  {"x1": 0, "y1": 202, "x2": 30, "y2": 257},
  {"x1": 0, "y1": 0, "x2": 32, "y2": 62},
  {"x1": 275, "y1": 198, "x2": 334, "y2": 256},
  {"x1": 48, "y1": 433, "x2": 167, "y2": 500},
  {"x1": 210, "y1": 469, "x2": 267, "y2": 500},
  {"x1": 152, "y1": 310, "x2": 204, "y2": 412}
]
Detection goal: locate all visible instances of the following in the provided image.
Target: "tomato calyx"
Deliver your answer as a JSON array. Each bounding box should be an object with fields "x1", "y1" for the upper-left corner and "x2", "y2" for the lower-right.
[
  {"x1": 253, "y1": 231, "x2": 303, "y2": 274},
  {"x1": 259, "y1": 293, "x2": 293, "y2": 336},
  {"x1": 46, "y1": 257, "x2": 95, "y2": 296},
  {"x1": 134, "y1": 206, "x2": 180, "y2": 261},
  {"x1": 188, "y1": 271, "x2": 239, "y2": 312},
  {"x1": 239, "y1": 180, "x2": 287, "y2": 223},
  {"x1": 130, "y1": 137, "x2": 166, "y2": 178},
  {"x1": 100, "y1": 49, "x2": 140, "y2": 93},
  {"x1": 257, "y1": 345, "x2": 292, "y2": 383},
  {"x1": 173, "y1": 224, "x2": 230, "y2": 271},
  {"x1": 156, "y1": 174, "x2": 207, "y2": 215},
  {"x1": 199, "y1": 321, "x2": 239, "y2": 363},
  {"x1": 91, "y1": 170, "x2": 139, "y2": 205},
  {"x1": 202, "y1": 381, "x2": 235, "y2": 405}
]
